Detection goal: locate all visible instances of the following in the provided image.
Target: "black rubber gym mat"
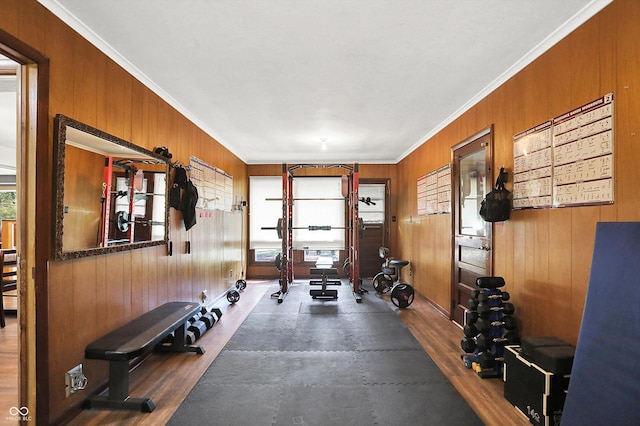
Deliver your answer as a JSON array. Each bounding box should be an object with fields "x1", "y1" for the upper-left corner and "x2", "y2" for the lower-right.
[{"x1": 169, "y1": 281, "x2": 482, "y2": 426}]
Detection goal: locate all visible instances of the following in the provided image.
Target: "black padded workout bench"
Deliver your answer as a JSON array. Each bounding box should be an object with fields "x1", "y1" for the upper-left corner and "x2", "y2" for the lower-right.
[
  {"x1": 309, "y1": 259, "x2": 341, "y2": 299},
  {"x1": 84, "y1": 301, "x2": 205, "y2": 412}
]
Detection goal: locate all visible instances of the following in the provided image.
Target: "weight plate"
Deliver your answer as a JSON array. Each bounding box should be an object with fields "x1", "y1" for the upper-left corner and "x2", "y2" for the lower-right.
[
  {"x1": 116, "y1": 211, "x2": 130, "y2": 233},
  {"x1": 390, "y1": 283, "x2": 415, "y2": 309},
  {"x1": 235, "y1": 279, "x2": 247, "y2": 290},
  {"x1": 372, "y1": 273, "x2": 393, "y2": 294},
  {"x1": 226, "y1": 289, "x2": 240, "y2": 304}
]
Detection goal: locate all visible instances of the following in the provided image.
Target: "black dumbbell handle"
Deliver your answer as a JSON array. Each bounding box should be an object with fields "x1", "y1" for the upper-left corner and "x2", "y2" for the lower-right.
[{"x1": 477, "y1": 302, "x2": 515, "y2": 316}]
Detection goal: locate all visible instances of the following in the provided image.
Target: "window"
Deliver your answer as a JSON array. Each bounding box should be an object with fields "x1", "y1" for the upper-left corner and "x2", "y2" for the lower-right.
[
  {"x1": 293, "y1": 177, "x2": 345, "y2": 249},
  {"x1": 0, "y1": 190, "x2": 16, "y2": 220},
  {"x1": 358, "y1": 183, "x2": 385, "y2": 223},
  {"x1": 249, "y1": 176, "x2": 282, "y2": 261},
  {"x1": 303, "y1": 249, "x2": 340, "y2": 263}
]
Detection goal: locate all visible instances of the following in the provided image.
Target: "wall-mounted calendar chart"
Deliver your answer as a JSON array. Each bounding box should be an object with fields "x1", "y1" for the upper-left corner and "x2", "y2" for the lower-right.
[
  {"x1": 513, "y1": 121, "x2": 553, "y2": 209},
  {"x1": 189, "y1": 156, "x2": 234, "y2": 212},
  {"x1": 436, "y1": 165, "x2": 452, "y2": 214},
  {"x1": 552, "y1": 93, "x2": 613, "y2": 207},
  {"x1": 417, "y1": 164, "x2": 451, "y2": 215},
  {"x1": 513, "y1": 93, "x2": 614, "y2": 210},
  {"x1": 417, "y1": 174, "x2": 428, "y2": 216}
]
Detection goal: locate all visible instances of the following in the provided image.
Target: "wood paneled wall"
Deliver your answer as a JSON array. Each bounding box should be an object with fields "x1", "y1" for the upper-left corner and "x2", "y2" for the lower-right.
[
  {"x1": 0, "y1": 1, "x2": 247, "y2": 423},
  {"x1": 396, "y1": 0, "x2": 637, "y2": 345},
  {"x1": 3, "y1": 0, "x2": 639, "y2": 423}
]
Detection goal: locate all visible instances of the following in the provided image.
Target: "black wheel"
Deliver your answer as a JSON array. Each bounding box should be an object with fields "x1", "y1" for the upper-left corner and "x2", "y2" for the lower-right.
[
  {"x1": 390, "y1": 283, "x2": 414, "y2": 309},
  {"x1": 226, "y1": 289, "x2": 240, "y2": 304},
  {"x1": 235, "y1": 279, "x2": 247, "y2": 290},
  {"x1": 372, "y1": 273, "x2": 393, "y2": 294}
]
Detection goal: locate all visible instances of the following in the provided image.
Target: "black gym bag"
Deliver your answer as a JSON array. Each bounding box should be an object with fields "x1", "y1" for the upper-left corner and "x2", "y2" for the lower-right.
[{"x1": 479, "y1": 167, "x2": 511, "y2": 222}]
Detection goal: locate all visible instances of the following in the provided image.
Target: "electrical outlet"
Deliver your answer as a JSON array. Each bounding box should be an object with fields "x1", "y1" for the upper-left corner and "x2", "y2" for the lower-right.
[
  {"x1": 65, "y1": 364, "x2": 87, "y2": 397},
  {"x1": 229, "y1": 269, "x2": 233, "y2": 278}
]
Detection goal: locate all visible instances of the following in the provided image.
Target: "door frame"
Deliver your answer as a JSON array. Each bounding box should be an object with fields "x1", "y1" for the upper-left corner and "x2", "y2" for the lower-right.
[
  {"x1": 358, "y1": 178, "x2": 390, "y2": 278},
  {"x1": 0, "y1": 28, "x2": 50, "y2": 423},
  {"x1": 450, "y1": 125, "x2": 494, "y2": 323},
  {"x1": 359, "y1": 178, "x2": 390, "y2": 247}
]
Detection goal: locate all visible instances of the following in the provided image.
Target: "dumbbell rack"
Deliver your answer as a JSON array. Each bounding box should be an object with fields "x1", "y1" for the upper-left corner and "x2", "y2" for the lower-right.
[{"x1": 461, "y1": 276, "x2": 519, "y2": 379}]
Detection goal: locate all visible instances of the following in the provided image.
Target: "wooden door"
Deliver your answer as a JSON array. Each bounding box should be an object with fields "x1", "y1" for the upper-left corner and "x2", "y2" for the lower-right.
[
  {"x1": 451, "y1": 126, "x2": 493, "y2": 326},
  {"x1": 359, "y1": 224, "x2": 384, "y2": 278}
]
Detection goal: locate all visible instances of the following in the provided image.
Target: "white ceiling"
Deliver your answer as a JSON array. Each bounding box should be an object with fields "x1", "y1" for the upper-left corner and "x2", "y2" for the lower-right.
[{"x1": 38, "y1": 0, "x2": 611, "y2": 164}]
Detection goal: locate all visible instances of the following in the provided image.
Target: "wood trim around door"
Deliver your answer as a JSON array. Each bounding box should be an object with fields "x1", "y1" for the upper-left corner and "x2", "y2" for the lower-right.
[
  {"x1": 450, "y1": 125, "x2": 493, "y2": 325},
  {"x1": 0, "y1": 27, "x2": 50, "y2": 425}
]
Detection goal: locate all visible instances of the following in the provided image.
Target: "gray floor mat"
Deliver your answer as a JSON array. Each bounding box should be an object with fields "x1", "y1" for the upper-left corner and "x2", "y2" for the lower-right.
[{"x1": 169, "y1": 280, "x2": 482, "y2": 426}]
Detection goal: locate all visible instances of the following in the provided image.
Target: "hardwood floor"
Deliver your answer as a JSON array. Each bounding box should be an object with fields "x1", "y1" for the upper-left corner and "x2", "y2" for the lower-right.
[
  {"x1": 0, "y1": 292, "x2": 18, "y2": 423},
  {"x1": 397, "y1": 294, "x2": 529, "y2": 426},
  {"x1": 8, "y1": 281, "x2": 529, "y2": 425}
]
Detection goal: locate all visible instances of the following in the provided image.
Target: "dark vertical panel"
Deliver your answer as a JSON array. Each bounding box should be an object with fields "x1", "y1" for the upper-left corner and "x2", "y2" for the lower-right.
[{"x1": 562, "y1": 222, "x2": 640, "y2": 425}]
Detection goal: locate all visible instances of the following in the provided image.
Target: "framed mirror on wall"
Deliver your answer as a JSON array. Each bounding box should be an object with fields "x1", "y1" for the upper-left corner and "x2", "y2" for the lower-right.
[{"x1": 53, "y1": 114, "x2": 170, "y2": 260}]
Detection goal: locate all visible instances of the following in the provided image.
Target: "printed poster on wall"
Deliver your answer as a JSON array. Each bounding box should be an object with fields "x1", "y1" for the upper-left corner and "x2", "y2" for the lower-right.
[
  {"x1": 417, "y1": 174, "x2": 428, "y2": 216},
  {"x1": 552, "y1": 93, "x2": 614, "y2": 207},
  {"x1": 513, "y1": 121, "x2": 553, "y2": 209},
  {"x1": 189, "y1": 155, "x2": 234, "y2": 212},
  {"x1": 512, "y1": 92, "x2": 614, "y2": 209},
  {"x1": 436, "y1": 165, "x2": 451, "y2": 214},
  {"x1": 417, "y1": 164, "x2": 451, "y2": 215}
]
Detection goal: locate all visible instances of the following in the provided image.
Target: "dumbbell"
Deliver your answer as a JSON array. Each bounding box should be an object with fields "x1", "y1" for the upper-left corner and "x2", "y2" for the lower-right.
[
  {"x1": 463, "y1": 323, "x2": 479, "y2": 338},
  {"x1": 185, "y1": 328, "x2": 197, "y2": 345},
  {"x1": 477, "y1": 351, "x2": 505, "y2": 369},
  {"x1": 475, "y1": 276, "x2": 505, "y2": 289},
  {"x1": 198, "y1": 307, "x2": 223, "y2": 329},
  {"x1": 477, "y1": 290, "x2": 510, "y2": 303},
  {"x1": 477, "y1": 301, "x2": 515, "y2": 316},
  {"x1": 462, "y1": 330, "x2": 518, "y2": 353},
  {"x1": 198, "y1": 307, "x2": 217, "y2": 329},
  {"x1": 235, "y1": 279, "x2": 247, "y2": 291},
  {"x1": 187, "y1": 315, "x2": 208, "y2": 341},
  {"x1": 475, "y1": 316, "x2": 517, "y2": 333},
  {"x1": 227, "y1": 288, "x2": 240, "y2": 304},
  {"x1": 476, "y1": 331, "x2": 519, "y2": 350},
  {"x1": 210, "y1": 307, "x2": 223, "y2": 321},
  {"x1": 467, "y1": 298, "x2": 479, "y2": 310},
  {"x1": 461, "y1": 337, "x2": 477, "y2": 353}
]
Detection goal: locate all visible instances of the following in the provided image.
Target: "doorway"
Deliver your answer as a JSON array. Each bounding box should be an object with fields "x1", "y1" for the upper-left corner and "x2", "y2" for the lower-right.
[
  {"x1": 358, "y1": 180, "x2": 389, "y2": 278},
  {"x1": 0, "y1": 52, "x2": 19, "y2": 412},
  {"x1": 451, "y1": 126, "x2": 493, "y2": 326},
  {"x1": 0, "y1": 31, "x2": 49, "y2": 421}
]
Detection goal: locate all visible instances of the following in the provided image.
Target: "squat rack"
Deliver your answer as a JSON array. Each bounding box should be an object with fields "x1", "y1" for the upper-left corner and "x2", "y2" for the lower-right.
[{"x1": 276, "y1": 163, "x2": 362, "y2": 303}]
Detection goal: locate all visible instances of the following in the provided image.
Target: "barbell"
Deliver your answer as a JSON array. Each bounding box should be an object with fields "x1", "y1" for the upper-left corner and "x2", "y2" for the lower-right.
[
  {"x1": 265, "y1": 197, "x2": 346, "y2": 201},
  {"x1": 113, "y1": 211, "x2": 165, "y2": 233},
  {"x1": 262, "y1": 218, "x2": 365, "y2": 239}
]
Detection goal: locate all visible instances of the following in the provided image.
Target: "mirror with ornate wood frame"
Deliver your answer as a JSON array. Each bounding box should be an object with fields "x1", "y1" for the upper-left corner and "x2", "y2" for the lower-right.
[{"x1": 53, "y1": 114, "x2": 169, "y2": 260}]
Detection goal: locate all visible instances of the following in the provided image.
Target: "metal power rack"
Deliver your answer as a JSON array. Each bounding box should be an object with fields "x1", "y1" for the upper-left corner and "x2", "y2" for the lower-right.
[{"x1": 276, "y1": 163, "x2": 362, "y2": 303}]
